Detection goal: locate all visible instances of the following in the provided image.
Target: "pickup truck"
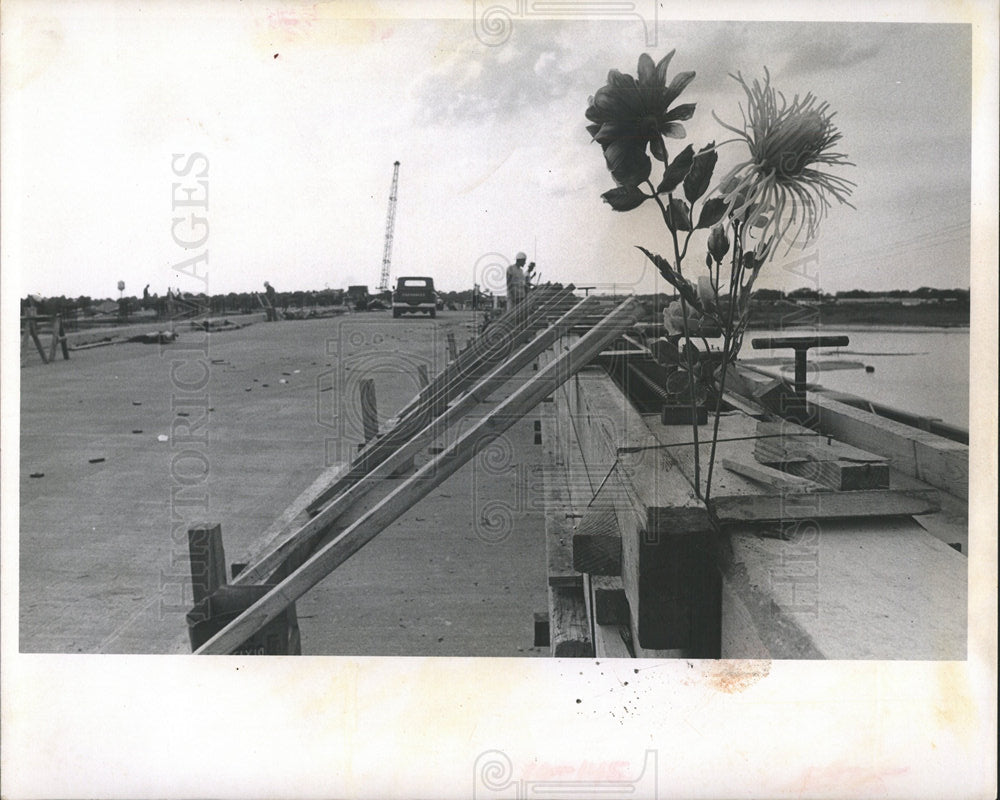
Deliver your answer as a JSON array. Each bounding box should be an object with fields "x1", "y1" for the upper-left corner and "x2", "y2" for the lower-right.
[{"x1": 392, "y1": 276, "x2": 437, "y2": 318}]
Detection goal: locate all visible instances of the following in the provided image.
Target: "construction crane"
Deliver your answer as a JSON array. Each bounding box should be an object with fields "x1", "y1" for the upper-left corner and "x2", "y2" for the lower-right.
[{"x1": 377, "y1": 161, "x2": 400, "y2": 295}]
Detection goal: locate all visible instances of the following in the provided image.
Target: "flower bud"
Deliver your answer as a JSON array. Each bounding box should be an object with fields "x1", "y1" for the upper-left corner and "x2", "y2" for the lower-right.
[{"x1": 707, "y1": 224, "x2": 730, "y2": 262}]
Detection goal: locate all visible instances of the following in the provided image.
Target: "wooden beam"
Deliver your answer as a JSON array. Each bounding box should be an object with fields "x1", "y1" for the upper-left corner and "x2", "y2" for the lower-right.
[
  {"x1": 572, "y1": 506, "x2": 622, "y2": 576},
  {"x1": 541, "y1": 404, "x2": 582, "y2": 589},
  {"x1": 721, "y1": 456, "x2": 821, "y2": 493},
  {"x1": 307, "y1": 285, "x2": 579, "y2": 512},
  {"x1": 548, "y1": 585, "x2": 593, "y2": 657},
  {"x1": 233, "y1": 295, "x2": 597, "y2": 588},
  {"x1": 195, "y1": 297, "x2": 641, "y2": 653},
  {"x1": 753, "y1": 431, "x2": 890, "y2": 491},
  {"x1": 593, "y1": 623, "x2": 633, "y2": 658},
  {"x1": 571, "y1": 369, "x2": 719, "y2": 656},
  {"x1": 807, "y1": 391, "x2": 968, "y2": 500},
  {"x1": 591, "y1": 574, "x2": 628, "y2": 625},
  {"x1": 709, "y1": 488, "x2": 941, "y2": 524}
]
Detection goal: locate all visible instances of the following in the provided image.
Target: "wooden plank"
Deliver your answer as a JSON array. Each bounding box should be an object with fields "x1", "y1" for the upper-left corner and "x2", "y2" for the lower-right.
[
  {"x1": 753, "y1": 420, "x2": 890, "y2": 491},
  {"x1": 807, "y1": 391, "x2": 968, "y2": 500},
  {"x1": 307, "y1": 285, "x2": 579, "y2": 512},
  {"x1": 235, "y1": 463, "x2": 347, "y2": 581},
  {"x1": 593, "y1": 623, "x2": 634, "y2": 658},
  {"x1": 540, "y1": 402, "x2": 582, "y2": 588},
  {"x1": 548, "y1": 585, "x2": 593, "y2": 657},
  {"x1": 591, "y1": 574, "x2": 628, "y2": 625},
  {"x1": 234, "y1": 295, "x2": 597, "y2": 588},
  {"x1": 195, "y1": 297, "x2": 641, "y2": 653},
  {"x1": 721, "y1": 456, "x2": 821, "y2": 493},
  {"x1": 187, "y1": 523, "x2": 227, "y2": 606},
  {"x1": 710, "y1": 488, "x2": 941, "y2": 524},
  {"x1": 572, "y1": 506, "x2": 621, "y2": 576}
]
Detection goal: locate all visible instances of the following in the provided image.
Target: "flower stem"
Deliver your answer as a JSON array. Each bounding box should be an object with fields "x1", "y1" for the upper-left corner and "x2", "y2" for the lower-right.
[
  {"x1": 648, "y1": 182, "x2": 704, "y2": 497},
  {"x1": 705, "y1": 221, "x2": 745, "y2": 501}
]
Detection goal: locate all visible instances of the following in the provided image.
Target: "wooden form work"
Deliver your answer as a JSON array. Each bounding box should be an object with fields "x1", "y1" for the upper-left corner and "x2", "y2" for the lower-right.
[
  {"x1": 541, "y1": 336, "x2": 968, "y2": 660},
  {"x1": 190, "y1": 290, "x2": 641, "y2": 654},
  {"x1": 21, "y1": 314, "x2": 70, "y2": 364}
]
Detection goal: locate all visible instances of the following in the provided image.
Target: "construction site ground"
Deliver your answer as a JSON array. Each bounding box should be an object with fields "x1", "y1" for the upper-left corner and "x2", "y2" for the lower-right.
[{"x1": 18, "y1": 310, "x2": 550, "y2": 656}]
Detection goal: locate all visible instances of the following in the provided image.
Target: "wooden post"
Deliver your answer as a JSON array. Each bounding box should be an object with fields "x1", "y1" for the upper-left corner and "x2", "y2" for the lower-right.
[
  {"x1": 446, "y1": 331, "x2": 458, "y2": 362},
  {"x1": 28, "y1": 319, "x2": 48, "y2": 364},
  {"x1": 57, "y1": 315, "x2": 70, "y2": 360},
  {"x1": 188, "y1": 523, "x2": 228, "y2": 607},
  {"x1": 359, "y1": 378, "x2": 378, "y2": 444}
]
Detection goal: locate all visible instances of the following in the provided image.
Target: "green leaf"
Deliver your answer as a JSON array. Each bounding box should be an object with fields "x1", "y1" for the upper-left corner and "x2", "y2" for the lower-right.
[
  {"x1": 696, "y1": 197, "x2": 728, "y2": 229},
  {"x1": 601, "y1": 185, "x2": 648, "y2": 212},
  {"x1": 662, "y1": 197, "x2": 692, "y2": 232},
  {"x1": 683, "y1": 142, "x2": 718, "y2": 203},
  {"x1": 656, "y1": 144, "x2": 694, "y2": 194}
]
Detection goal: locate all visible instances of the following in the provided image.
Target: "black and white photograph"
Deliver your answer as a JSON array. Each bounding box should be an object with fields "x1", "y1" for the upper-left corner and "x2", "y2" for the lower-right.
[{"x1": 2, "y1": 1, "x2": 996, "y2": 798}]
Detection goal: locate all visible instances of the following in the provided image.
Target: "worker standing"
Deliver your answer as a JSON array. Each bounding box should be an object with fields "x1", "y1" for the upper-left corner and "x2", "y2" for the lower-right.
[
  {"x1": 506, "y1": 252, "x2": 527, "y2": 307},
  {"x1": 264, "y1": 281, "x2": 278, "y2": 321}
]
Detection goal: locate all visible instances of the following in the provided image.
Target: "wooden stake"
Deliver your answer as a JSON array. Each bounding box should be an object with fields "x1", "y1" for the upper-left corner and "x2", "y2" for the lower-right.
[{"x1": 188, "y1": 523, "x2": 227, "y2": 606}]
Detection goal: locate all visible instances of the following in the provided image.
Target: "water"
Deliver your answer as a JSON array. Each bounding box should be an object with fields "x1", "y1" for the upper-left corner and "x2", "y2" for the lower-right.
[{"x1": 740, "y1": 327, "x2": 970, "y2": 430}]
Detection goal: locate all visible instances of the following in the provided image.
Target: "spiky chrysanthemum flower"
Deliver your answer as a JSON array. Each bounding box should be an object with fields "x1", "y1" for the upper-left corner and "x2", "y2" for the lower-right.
[{"x1": 713, "y1": 69, "x2": 856, "y2": 253}]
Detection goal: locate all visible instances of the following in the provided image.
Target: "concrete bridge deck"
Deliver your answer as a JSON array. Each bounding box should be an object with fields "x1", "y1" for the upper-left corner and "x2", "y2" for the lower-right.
[{"x1": 18, "y1": 311, "x2": 549, "y2": 656}]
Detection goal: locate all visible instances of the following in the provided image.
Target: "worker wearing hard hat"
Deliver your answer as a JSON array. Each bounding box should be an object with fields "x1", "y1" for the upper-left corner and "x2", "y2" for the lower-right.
[{"x1": 506, "y1": 252, "x2": 527, "y2": 307}]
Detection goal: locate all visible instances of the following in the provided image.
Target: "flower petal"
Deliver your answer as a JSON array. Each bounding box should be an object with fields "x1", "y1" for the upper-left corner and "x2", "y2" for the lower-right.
[
  {"x1": 649, "y1": 133, "x2": 667, "y2": 162},
  {"x1": 607, "y1": 69, "x2": 636, "y2": 89},
  {"x1": 654, "y1": 50, "x2": 676, "y2": 85},
  {"x1": 665, "y1": 70, "x2": 696, "y2": 101},
  {"x1": 662, "y1": 122, "x2": 686, "y2": 140},
  {"x1": 662, "y1": 103, "x2": 696, "y2": 122},
  {"x1": 637, "y1": 53, "x2": 656, "y2": 85}
]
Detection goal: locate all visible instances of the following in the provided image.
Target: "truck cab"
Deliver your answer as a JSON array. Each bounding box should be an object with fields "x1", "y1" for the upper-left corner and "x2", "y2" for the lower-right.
[{"x1": 392, "y1": 277, "x2": 437, "y2": 318}]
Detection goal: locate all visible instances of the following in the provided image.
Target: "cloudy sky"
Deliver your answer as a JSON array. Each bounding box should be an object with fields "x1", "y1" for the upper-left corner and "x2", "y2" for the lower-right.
[{"x1": 1, "y1": 2, "x2": 980, "y2": 300}]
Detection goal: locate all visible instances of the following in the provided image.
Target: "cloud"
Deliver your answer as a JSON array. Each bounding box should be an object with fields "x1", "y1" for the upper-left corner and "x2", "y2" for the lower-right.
[
  {"x1": 780, "y1": 29, "x2": 882, "y2": 75},
  {"x1": 410, "y1": 22, "x2": 608, "y2": 127}
]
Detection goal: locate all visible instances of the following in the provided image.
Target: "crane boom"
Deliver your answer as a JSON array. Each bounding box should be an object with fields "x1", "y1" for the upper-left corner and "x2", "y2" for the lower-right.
[{"x1": 378, "y1": 161, "x2": 400, "y2": 294}]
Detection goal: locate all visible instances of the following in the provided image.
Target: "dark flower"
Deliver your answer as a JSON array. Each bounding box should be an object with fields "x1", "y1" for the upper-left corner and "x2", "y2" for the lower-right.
[
  {"x1": 586, "y1": 52, "x2": 696, "y2": 187},
  {"x1": 713, "y1": 69, "x2": 855, "y2": 251}
]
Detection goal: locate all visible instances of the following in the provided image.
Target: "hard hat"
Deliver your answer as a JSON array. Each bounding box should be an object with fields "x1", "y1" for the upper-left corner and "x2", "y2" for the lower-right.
[{"x1": 515, "y1": 252, "x2": 526, "y2": 261}]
